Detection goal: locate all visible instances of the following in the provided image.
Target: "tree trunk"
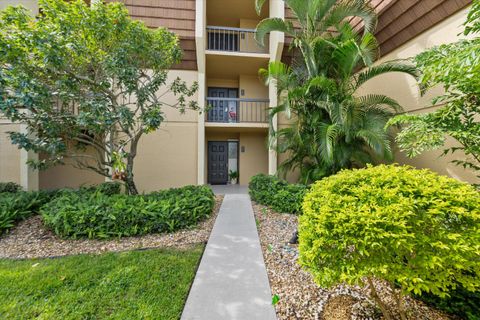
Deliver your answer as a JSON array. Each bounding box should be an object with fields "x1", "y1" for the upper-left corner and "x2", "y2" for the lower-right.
[
  {"x1": 366, "y1": 277, "x2": 393, "y2": 320},
  {"x1": 124, "y1": 174, "x2": 139, "y2": 195},
  {"x1": 124, "y1": 132, "x2": 142, "y2": 195}
]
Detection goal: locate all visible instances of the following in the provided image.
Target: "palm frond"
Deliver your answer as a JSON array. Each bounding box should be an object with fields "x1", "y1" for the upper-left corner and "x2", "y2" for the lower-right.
[
  {"x1": 321, "y1": 0, "x2": 377, "y2": 35},
  {"x1": 255, "y1": 0, "x2": 268, "y2": 16},
  {"x1": 358, "y1": 32, "x2": 379, "y2": 67},
  {"x1": 355, "y1": 94, "x2": 403, "y2": 113},
  {"x1": 353, "y1": 60, "x2": 421, "y2": 91},
  {"x1": 285, "y1": 0, "x2": 310, "y2": 26},
  {"x1": 255, "y1": 18, "x2": 295, "y2": 47}
]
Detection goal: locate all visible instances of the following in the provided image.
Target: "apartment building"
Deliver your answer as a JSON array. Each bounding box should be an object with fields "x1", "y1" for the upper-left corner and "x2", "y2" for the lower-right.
[{"x1": 0, "y1": 0, "x2": 475, "y2": 192}]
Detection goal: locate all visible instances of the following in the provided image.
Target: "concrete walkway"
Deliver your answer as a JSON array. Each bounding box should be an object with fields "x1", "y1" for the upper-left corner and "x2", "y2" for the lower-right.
[{"x1": 181, "y1": 193, "x2": 277, "y2": 320}]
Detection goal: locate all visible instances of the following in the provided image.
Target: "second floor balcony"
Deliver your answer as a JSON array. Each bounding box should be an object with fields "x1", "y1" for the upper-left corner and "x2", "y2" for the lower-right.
[
  {"x1": 206, "y1": 98, "x2": 269, "y2": 124},
  {"x1": 206, "y1": 26, "x2": 269, "y2": 54}
]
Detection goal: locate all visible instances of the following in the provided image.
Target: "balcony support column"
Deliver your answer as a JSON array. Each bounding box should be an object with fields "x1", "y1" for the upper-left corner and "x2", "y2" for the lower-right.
[
  {"x1": 196, "y1": 0, "x2": 206, "y2": 185},
  {"x1": 268, "y1": 82, "x2": 277, "y2": 176}
]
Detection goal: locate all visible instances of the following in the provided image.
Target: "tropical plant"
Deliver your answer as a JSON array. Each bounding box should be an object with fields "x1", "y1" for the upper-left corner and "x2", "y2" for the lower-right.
[
  {"x1": 300, "y1": 164, "x2": 480, "y2": 320},
  {"x1": 228, "y1": 170, "x2": 239, "y2": 180},
  {"x1": 255, "y1": 0, "x2": 421, "y2": 183},
  {"x1": 249, "y1": 173, "x2": 307, "y2": 214},
  {"x1": 0, "y1": 0, "x2": 198, "y2": 195},
  {"x1": 0, "y1": 182, "x2": 22, "y2": 193},
  {"x1": 41, "y1": 185, "x2": 215, "y2": 239},
  {"x1": 388, "y1": 0, "x2": 480, "y2": 184}
]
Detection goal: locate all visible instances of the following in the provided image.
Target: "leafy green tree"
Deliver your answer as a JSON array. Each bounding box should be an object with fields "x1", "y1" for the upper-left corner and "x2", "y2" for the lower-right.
[
  {"x1": 255, "y1": 0, "x2": 420, "y2": 183},
  {"x1": 0, "y1": 0, "x2": 198, "y2": 194},
  {"x1": 300, "y1": 165, "x2": 480, "y2": 320},
  {"x1": 388, "y1": 0, "x2": 480, "y2": 184}
]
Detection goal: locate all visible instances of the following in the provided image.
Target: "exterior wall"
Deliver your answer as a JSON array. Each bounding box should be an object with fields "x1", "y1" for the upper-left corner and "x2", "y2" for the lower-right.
[
  {"x1": 135, "y1": 123, "x2": 198, "y2": 191},
  {"x1": 39, "y1": 149, "x2": 105, "y2": 190},
  {"x1": 239, "y1": 75, "x2": 268, "y2": 99},
  {"x1": 239, "y1": 131, "x2": 268, "y2": 185},
  {"x1": 356, "y1": 8, "x2": 478, "y2": 184},
  {"x1": 0, "y1": 0, "x2": 38, "y2": 13},
  {"x1": 0, "y1": 122, "x2": 21, "y2": 184},
  {"x1": 134, "y1": 69, "x2": 199, "y2": 191}
]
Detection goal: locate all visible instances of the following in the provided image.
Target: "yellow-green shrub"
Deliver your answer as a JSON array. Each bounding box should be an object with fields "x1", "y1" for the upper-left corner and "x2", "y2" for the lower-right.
[{"x1": 299, "y1": 164, "x2": 480, "y2": 318}]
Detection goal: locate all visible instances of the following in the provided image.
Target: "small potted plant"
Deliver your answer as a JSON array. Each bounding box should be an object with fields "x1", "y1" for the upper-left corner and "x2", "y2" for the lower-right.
[{"x1": 229, "y1": 170, "x2": 239, "y2": 185}]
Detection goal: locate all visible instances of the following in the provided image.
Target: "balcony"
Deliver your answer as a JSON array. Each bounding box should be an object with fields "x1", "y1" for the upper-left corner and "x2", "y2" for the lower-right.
[
  {"x1": 206, "y1": 98, "x2": 269, "y2": 124},
  {"x1": 206, "y1": 26, "x2": 269, "y2": 54}
]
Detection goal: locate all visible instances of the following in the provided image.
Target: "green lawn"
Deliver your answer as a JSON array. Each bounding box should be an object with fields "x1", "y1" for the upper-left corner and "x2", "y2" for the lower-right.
[{"x1": 0, "y1": 246, "x2": 203, "y2": 319}]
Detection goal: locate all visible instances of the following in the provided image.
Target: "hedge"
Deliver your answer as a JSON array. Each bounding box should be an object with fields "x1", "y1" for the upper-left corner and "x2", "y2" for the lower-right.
[
  {"x1": 299, "y1": 164, "x2": 480, "y2": 319},
  {"x1": 41, "y1": 185, "x2": 215, "y2": 239},
  {"x1": 248, "y1": 174, "x2": 307, "y2": 214}
]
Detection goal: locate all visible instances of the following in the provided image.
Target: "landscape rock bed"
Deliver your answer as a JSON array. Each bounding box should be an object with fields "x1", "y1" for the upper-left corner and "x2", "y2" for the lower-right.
[
  {"x1": 0, "y1": 196, "x2": 223, "y2": 259},
  {"x1": 252, "y1": 202, "x2": 454, "y2": 320}
]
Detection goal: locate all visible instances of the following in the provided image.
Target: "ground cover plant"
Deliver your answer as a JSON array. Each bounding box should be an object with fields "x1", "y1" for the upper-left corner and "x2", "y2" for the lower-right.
[
  {"x1": 249, "y1": 174, "x2": 307, "y2": 214},
  {"x1": 0, "y1": 182, "x2": 122, "y2": 235},
  {"x1": 299, "y1": 164, "x2": 480, "y2": 320},
  {"x1": 0, "y1": 182, "x2": 22, "y2": 193},
  {"x1": 0, "y1": 0, "x2": 198, "y2": 194},
  {"x1": 0, "y1": 191, "x2": 58, "y2": 235},
  {"x1": 41, "y1": 185, "x2": 215, "y2": 239},
  {"x1": 0, "y1": 246, "x2": 203, "y2": 319}
]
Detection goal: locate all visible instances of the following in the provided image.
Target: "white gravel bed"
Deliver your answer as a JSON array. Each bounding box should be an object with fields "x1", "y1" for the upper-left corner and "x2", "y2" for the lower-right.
[
  {"x1": 0, "y1": 195, "x2": 223, "y2": 259},
  {"x1": 253, "y1": 202, "x2": 455, "y2": 320}
]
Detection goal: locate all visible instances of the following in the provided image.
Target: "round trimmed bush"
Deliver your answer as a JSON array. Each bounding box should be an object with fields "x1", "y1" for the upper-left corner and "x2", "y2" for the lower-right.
[{"x1": 299, "y1": 164, "x2": 480, "y2": 316}]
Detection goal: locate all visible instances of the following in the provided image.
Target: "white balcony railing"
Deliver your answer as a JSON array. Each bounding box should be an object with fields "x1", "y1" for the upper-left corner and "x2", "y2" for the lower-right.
[
  {"x1": 206, "y1": 98, "x2": 269, "y2": 123},
  {"x1": 206, "y1": 26, "x2": 269, "y2": 54}
]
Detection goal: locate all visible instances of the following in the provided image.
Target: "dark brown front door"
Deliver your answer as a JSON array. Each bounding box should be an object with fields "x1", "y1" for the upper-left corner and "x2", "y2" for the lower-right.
[{"x1": 208, "y1": 141, "x2": 229, "y2": 184}]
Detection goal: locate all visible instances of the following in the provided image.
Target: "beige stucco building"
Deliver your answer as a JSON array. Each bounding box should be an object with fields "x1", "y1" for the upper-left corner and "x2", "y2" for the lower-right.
[{"x1": 0, "y1": 0, "x2": 477, "y2": 191}]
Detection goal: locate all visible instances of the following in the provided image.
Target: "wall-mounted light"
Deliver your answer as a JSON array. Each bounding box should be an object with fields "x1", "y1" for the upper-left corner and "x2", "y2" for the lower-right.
[
  {"x1": 241, "y1": 89, "x2": 245, "y2": 96},
  {"x1": 241, "y1": 146, "x2": 245, "y2": 153}
]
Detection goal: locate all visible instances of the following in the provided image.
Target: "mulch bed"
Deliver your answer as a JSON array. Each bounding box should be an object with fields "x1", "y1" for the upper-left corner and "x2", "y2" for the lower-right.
[
  {"x1": 0, "y1": 195, "x2": 223, "y2": 259},
  {"x1": 252, "y1": 202, "x2": 454, "y2": 320}
]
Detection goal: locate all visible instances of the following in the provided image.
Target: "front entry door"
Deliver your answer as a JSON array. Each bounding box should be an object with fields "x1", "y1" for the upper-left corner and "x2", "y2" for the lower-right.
[{"x1": 208, "y1": 141, "x2": 229, "y2": 184}]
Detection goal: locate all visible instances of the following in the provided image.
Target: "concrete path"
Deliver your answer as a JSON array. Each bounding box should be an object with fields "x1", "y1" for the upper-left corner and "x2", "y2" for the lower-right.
[
  {"x1": 181, "y1": 194, "x2": 277, "y2": 320},
  {"x1": 209, "y1": 184, "x2": 248, "y2": 195}
]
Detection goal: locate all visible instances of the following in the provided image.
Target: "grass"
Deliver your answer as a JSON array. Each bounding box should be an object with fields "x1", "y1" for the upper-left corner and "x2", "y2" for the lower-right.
[{"x1": 0, "y1": 246, "x2": 203, "y2": 320}]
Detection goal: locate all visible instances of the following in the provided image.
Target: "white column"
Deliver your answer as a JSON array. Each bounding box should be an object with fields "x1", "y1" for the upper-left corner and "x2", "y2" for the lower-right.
[
  {"x1": 197, "y1": 73, "x2": 206, "y2": 185},
  {"x1": 195, "y1": 0, "x2": 206, "y2": 185},
  {"x1": 268, "y1": 0, "x2": 285, "y2": 175},
  {"x1": 19, "y1": 123, "x2": 39, "y2": 191}
]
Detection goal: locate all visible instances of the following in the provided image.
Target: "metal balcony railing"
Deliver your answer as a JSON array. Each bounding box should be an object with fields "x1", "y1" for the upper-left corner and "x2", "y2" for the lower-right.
[
  {"x1": 206, "y1": 26, "x2": 269, "y2": 54},
  {"x1": 206, "y1": 98, "x2": 269, "y2": 123}
]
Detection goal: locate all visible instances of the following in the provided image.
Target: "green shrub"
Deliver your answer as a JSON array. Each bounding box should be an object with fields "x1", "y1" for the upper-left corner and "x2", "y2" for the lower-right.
[
  {"x1": 416, "y1": 286, "x2": 480, "y2": 320},
  {"x1": 0, "y1": 182, "x2": 22, "y2": 193},
  {"x1": 249, "y1": 174, "x2": 307, "y2": 214},
  {"x1": 0, "y1": 182, "x2": 123, "y2": 235},
  {"x1": 80, "y1": 182, "x2": 122, "y2": 196},
  {"x1": 41, "y1": 185, "x2": 215, "y2": 239},
  {"x1": 299, "y1": 164, "x2": 480, "y2": 320},
  {"x1": 0, "y1": 191, "x2": 54, "y2": 234}
]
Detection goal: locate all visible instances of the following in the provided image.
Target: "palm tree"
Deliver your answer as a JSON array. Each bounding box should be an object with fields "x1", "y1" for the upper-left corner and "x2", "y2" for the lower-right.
[
  {"x1": 255, "y1": 0, "x2": 377, "y2": 78},
  {"x1": 255, "y1": 1, "x2": 422, "y2": 184}
]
